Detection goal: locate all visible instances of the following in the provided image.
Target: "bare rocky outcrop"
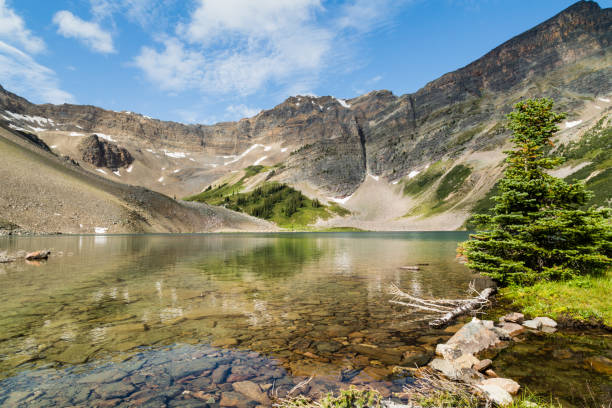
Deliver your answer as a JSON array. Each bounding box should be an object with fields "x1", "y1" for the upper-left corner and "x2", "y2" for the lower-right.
[{"x1": 78, "y1": 134, "x2": 133, "y2": 169}]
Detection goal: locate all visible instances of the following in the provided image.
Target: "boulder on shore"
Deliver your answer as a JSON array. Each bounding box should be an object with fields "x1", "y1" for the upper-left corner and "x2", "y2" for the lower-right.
[
  {"x1": 534, "y1": 316, "x2": 557, "y2": 328},
  {"x1": 477, "y1": 383, "x2": 513, "y2": 406},
  {"x1": 522, "y1": 319, "x2": 542, "y2": 330},
  {"x1": 500, "y1": 312, "x2": 524, "y2": 324},
  {"x1": 435, "y1": 318, "x2": 501, "y2": 359},
  {"x1": 479, "y1": 377, "x2": 520, "y2": 395}
]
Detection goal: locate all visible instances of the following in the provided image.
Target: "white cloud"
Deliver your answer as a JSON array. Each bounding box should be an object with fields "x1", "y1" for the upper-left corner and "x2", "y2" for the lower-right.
[
  {"x1": 0, "y1": 41, "x2": 73, "y2": 104},
  {"x1": 226, "y1": 104, "x2": 260, "y2": 119},
  {"x1": 133, "y1": 38, "x2": 205, "y2": 92},
  {"x1": 135, "y1": 0, "x2": 330, "y2": 97},
  {"x1": 134, "y1": 0, "x2": 405, "y2": 100},
  {"x1": 179, "y1": 0, "x2": 323, "y2": 44},
  {"x1": 336, "y1": 0, "x2": 402, "y2": 31},
  {"x1": 53, "y1": 10, "x2": 115, "y2": 54},
  {"x1": 0, "y1": 0, "x2": 45, "y2": 53},
  {"x1": 0, "y1": 2, "x2": 71, "y2": 104},
  {"x1": 90, "y1": 0, "x2": 175, "y2": 29}
]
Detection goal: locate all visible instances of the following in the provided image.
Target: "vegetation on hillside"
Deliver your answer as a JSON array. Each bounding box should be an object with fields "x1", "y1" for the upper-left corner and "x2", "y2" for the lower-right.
[
  {"x1": 403, "y1": 161, "x2": 473, "y2": 217},
  {"x1": 468, "y1": 114, "x2": 611, "y2": 228},
  {"x1": 461, "y1": 98, "x2": 611, "y2": 287},
  {"x1": 185, "y1": 166, "x2": 348, "y2": 229},
  {"x1": 403, "y1": 161, "x2": 447, "y2": 196},
  {"x1": 558, "y1": 115, "x2": 611, "y2": 207}
]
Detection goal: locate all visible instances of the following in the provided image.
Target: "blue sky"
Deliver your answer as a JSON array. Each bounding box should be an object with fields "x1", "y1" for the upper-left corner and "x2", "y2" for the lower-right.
[{"x1": 1, "y1": 0, "x2": 610, "y2": 124}]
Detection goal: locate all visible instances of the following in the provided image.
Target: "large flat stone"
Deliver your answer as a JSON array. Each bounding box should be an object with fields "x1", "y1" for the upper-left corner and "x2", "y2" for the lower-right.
[
  {"x1": 522, "y1": 319, "x2": 542, "y2": 330},
  {"x1": 498, "y1": 322, "x2": 525, "y2": 337},
  {"x1": 436, "y1": 318, "x2": 501, "y2": 359},
  {"x1": 534, "y1": 316, "x2": 557, "y2": 328},
  {"x1": 429, "y1": 354, "x2": 482, "y2": 383}
]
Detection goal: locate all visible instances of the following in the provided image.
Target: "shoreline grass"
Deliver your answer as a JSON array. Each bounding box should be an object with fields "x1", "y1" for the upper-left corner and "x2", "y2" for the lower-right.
[{"x1": 500, "y1": 272, "x2": 612, "y2": 327}]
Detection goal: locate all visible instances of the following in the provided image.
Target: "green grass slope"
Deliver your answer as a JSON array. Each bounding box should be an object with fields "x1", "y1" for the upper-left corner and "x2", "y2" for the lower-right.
[{"x1": 186, "y1": 167, "x2": 349, "y2": 229}]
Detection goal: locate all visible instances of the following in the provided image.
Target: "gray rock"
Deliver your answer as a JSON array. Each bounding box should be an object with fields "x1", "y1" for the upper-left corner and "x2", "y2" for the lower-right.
[
  {"x1": 211, "y1": 364, "x2": 231, "y2": 383},
  {"x1": 169, "y1": 358, "x2": 217, "y2": 378},
  {"x1": 232, "y1": 381, "x2": 270, "y2": 404},
  {"x1": 96, "y1": 381, "x2": 135, "y2": 399},
  {"x1": 497, "y1": 322, "x2": 526, "y2": 337},
  {"x1": 534, "y1": 316, "x2": 557, "y2": 328},
  {"x1": 500, "y1": 312, "x2": 524, "y2": 324},
  {"x1": 429, "y1": 354, "x2": 482, "y2": 383},
  {"x1": 522, "y1": 319, "x2": 542, "y2": 330},
  {"x1": 436, "y1": 318, "x2": 501, "y2": 359},
  {"x1": 77, "y1": 368, "x2": 127, "y2": 384}
]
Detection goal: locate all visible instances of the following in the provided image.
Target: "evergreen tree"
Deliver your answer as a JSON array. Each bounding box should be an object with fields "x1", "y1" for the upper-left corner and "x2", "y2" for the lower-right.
[{"x1": 462, "y1": 98, "x2": 611, "y2": 286}]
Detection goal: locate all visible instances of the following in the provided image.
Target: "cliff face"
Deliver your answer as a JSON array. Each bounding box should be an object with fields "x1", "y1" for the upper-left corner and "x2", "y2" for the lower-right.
[{"x1": 0, "y1": 1, "x2": 610, "y2": 200}]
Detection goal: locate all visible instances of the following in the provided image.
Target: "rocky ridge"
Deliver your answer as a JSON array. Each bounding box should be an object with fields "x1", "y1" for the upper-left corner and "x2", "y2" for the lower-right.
[{"x1": 0, "y1": 1, "x2": 609, "y2": 231}]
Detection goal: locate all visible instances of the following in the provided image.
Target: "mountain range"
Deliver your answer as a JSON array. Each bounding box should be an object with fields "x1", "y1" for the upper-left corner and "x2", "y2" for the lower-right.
[{"x1": 0, "y1": 0, "x2": 610, "y2": 234}]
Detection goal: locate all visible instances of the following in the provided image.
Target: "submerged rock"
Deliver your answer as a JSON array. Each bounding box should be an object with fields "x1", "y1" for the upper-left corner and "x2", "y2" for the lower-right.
[
  {"x1": 25, "y1": 250, "x2": 50, "y2": 260},
  {"x1": 584, "y1": 356, "x2": 612, "y2": 375},
  {"x1": 211, "y1": 337, "x2": 238, "y2": 348},
  {"x1": 232, "y1": 381, "x2": 270, "y2": 404}
]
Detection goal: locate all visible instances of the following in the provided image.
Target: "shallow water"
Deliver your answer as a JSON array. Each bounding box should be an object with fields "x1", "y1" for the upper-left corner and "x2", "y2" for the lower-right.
[
  {"x1": 491, "y1": 330, "x2": 612, "y2": 407},
  {"x1": 0, "y1": 232, "x2": 476, "y2": 406}
]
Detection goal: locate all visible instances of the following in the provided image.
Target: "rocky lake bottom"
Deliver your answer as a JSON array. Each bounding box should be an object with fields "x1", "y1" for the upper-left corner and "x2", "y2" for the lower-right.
[{"x1": 0, "y1": 232, "x2": 610, "y2": 407}]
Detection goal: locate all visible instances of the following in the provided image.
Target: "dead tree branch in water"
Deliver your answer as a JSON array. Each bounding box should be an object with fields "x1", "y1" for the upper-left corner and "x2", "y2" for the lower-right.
[{"x1": 389, "y1": 282, "x2": 495, "y2": 328}]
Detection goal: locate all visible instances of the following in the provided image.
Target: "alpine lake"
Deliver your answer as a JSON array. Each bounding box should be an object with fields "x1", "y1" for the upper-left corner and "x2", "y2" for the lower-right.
[{"x1": 0, "y1": 232, "x2": 610, "y2": 407}]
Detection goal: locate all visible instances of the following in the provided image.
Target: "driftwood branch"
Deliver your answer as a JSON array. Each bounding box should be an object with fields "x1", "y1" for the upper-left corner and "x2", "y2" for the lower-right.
[{"x1": 389, "y1": 282, "x2": 495, "y2": 328}]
